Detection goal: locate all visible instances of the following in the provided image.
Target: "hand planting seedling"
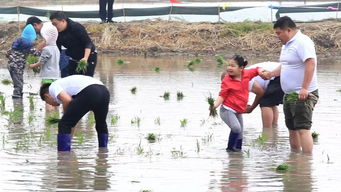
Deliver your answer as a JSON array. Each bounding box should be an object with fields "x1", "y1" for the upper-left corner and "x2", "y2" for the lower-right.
[
  {"x1": 286, "y1": 92, "x2": 298, "y2": 102},
  {"x1": 75, "y1": 60, "x2": 88, "y2": 73},
  {"x1": 1, "y1": 79, "x2": 12, "y2": 85},
  {"x1": 207, "y1": 95, "x2": 217, "y2": 117},
  {"x1": 276, "y1": 163, "x2": 289, "y2": 172}
]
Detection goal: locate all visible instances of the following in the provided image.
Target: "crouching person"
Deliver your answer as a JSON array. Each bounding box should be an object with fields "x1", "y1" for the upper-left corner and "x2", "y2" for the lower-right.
[{"x1": 39, "y1": 75, "x2": 110, "y2": 151}]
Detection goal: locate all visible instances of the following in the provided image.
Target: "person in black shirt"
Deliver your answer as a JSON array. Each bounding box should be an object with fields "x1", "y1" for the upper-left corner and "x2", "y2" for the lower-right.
[
  {"x1": 99, "y1": 0, "x2": 115, "y2": 23},
  {"x1": 50, "y1": 11, "x2": 97, "y2": 77}
]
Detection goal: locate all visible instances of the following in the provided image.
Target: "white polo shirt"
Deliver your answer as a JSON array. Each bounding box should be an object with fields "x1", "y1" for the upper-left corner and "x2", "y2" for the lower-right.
[
  {"x1": 279, "y1": 30, "x2": 318, "y2": 94},
  {"x1": 49, "y1": 75, "x2": 103, "y2": 104},
  {"x1": 247, "y1": 62, "x2": 281, "y2": 91}
]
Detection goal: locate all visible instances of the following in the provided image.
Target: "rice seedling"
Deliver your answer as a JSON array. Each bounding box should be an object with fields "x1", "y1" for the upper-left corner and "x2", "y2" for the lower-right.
[
  {"x1": 131, "y1": 116, "x2": 141, "y2": 127},
  {"x1": 110, "y1": 114, "x2": 120, "y2": 126},
  {"x1": 171, "y1": 146, "x2": 184, "y2": 158},
  {"x1": 116, "y1": 58, "x2": 125, "y2": 65},
  {"x1": 26, "y1": 55, "x2": 38, "y2": 64},
  {"x1": 140, "y1": 190, "x2": 152, "y2": 192},
  {"x1": 161, "y1": 91, "x2": 170, "y2": 100},
  {"x1": 28, "y1": 95, "x2": 34, "y2": 110},
  {"x1": 9, "y1": 108, "x2": 23, "y2": 123},
  {"x1": 254, "y1": 133, "x2": 267, "y2": 145},
  {"x1": 0, "y1": 95, "x2": 5, "y2": 111},
  {"x1": 154, "y1": 117, "x2": 161, "y2": 126},
  {"x1": 216, "y1": 56, "x2": 226, "y2": 67},
  {"x1": 187, "y1": 57, "x2": 202, "y2": 70},
  {"x1": 1, "y1": 79, "x2": 12, "y2": 85},
  {"x1": 180, "y1": 119, "x2": 187, "y2": 127},
  {"x1": 153, "y1": 66, "x2": 161, "y2": 72},
  {"x1": 46, "y1": 112, "x2": 60, "y2": 125},
  {"x1": 176, "y1": 91, "x2": 184, "y2": 101},
  {"x1": 75, "y1": 60, "x2": 88, "y2": 73},
  {"x1": 130, "y1": 87, "x2": 137, "y2": 94},
  {"x1": 196, "y1": 139, "x2": 200, "y2": 153},
  {"x1": 28, "y1": 114, "x2": 35, "y2": 125},
  {"x1": 136, "y1": 140, "x2": 144, "y2": 155},
  {"x1": 75, "y1": 131, "x2": 84, "y2": 145},
  {"x1": 146, "y1": 133, "x2": 157, "y2": 143},
  {"x1": 336, "y1": 89, "x2": 341, "y2": 92},
  {"x1": 87, "y1": 112, "x2": 96, "y2": 127},
  {"x1": 243, "y1": 149, "x2": 250, "y2": 157},
  {"x1": 276, "y1": 163, "x2": 289, "y2": 172},
  {"x1": 207, "y1": 95, "x2": 217, "y2": 117},
  {"x1": 286, "y1": 92, "x2": 298, "y2": 102},
  {"x1": 312, "y1": 131, "x2": 319, "y2": 139}
]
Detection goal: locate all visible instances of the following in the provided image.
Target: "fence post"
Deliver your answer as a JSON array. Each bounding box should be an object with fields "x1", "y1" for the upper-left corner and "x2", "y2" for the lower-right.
[
  {"x1": 168, "y1": 4, "x2": 173, "y2": 21},
  {"x1": 217, "y1": 6, "x2": 221, "y2": 23}
]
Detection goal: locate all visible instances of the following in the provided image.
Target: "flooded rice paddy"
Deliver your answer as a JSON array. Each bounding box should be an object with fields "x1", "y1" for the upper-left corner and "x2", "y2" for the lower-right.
[{"x1": 0, "y1": 54, "x2": 341, "y2": 191}]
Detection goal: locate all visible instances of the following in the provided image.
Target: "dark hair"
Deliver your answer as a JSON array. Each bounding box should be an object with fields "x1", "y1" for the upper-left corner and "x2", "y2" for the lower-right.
[
  {"x1": 50, "y1": 11, "x2": 68, "y2": 21},
  {"x1": 39, "y1": 83, "x2": 51, "y2": 100},
  {"x1": 26, "y1": 16, "x2": 42, "y2": 26},
  {"x1": 232, "y1": 55, "x2": 248, "y2": 68},
  {"x1": 273, "y1": 16, "x2": 296, "y2": 30}
]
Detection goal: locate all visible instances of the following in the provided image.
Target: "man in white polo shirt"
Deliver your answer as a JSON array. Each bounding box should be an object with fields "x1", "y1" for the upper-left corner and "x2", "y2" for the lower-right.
[
  {"x1": 39, "y1": 75, "x2": 110, "y2": 151},
  {"x1": 266, "y1": 16, "x2": 318, "y2": 154}
]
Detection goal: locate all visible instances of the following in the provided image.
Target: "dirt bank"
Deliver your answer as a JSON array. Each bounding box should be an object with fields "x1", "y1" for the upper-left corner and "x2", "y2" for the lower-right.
[{"x1": 0, "y1": 20, "x2": 341, "y2": 59}]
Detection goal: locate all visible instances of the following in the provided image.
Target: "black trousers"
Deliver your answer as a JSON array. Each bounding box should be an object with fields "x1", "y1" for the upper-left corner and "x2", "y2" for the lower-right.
[
  {"x1": 58, "y1": 84, "x2": 110, "y2": 134},
  {"x1": 68, "y1": 51, "x2": 97, "y2": 77},
  {"x1": 99, "y1": 0, "x2": 114, "y2": 21}
]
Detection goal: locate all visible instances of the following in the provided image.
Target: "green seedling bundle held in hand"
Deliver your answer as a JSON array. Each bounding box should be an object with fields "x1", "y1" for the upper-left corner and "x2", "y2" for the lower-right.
[
  {"x1": 76, "y1": 60, "x2": 88, "y2": 73},
  {"x1": 207, "y1": 95, "x2": 217, "y2": 117},
  {"x1": 46, "y1": 112, "x2": 61, "y2": 125},
  {"x1": 286, "y1": 92, "x2": 299, "y2": 102},
  {"x1": 26, "y1": 55, "x2": 38, "y2": 64}
]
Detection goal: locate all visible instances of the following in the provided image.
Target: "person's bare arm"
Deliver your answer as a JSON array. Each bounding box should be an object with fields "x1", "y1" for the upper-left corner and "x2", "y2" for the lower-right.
[
  {"x1": 213, "y1": 96, "x2": 224, "y2": 109},
  {"x1": 299, "y1": 58, "x2": 315, "y2": 100},
  {"x1": 245, "y1": 81, "x2": 265, "y2": 113},
  {"x1": 57, "y1": 91, "x2": 73, "y2": 112}
]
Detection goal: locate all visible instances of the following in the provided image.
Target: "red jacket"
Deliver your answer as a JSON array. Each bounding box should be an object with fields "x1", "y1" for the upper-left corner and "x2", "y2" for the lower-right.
[{"x1": 219, "y1": 68, "x2": 259, "y2": 113}]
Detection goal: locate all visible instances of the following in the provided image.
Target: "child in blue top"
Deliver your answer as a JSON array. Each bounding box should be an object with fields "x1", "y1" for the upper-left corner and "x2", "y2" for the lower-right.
[{"x1": 6, "y1": 24, "x2": 37, "y2": 98}]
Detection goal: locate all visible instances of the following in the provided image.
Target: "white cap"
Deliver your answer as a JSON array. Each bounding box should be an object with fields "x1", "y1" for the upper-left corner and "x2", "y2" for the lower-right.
[{"x1": 41, "y1": 22, "x2": 58, "y2": 45}]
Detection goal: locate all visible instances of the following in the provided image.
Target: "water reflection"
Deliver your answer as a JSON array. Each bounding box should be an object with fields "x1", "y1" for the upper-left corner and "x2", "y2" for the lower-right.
[
  {"x1": 220, "y1": 153, "x2": 248, "y2": 192},
  {"x1": 282, "y1": 153, "x2": 313, "y2": 192},
  {"x1": 55, "y1": 149, "x2": 111, "y2": 191}
]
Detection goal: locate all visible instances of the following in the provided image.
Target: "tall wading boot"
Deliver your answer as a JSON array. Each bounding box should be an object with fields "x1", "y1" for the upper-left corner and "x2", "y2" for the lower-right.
[
  {"x1": 226, "y1": 132, "x2": 239, "y2": 152},
  {"x1": 57, "y1": 134, "x2": 71, "y2": 151},
  {"x1": 98, "y1": 134, "x2": 108, "y2": 148},
  {"x1": 235, "y1": 138, "x2": 243, "y2": 151}
]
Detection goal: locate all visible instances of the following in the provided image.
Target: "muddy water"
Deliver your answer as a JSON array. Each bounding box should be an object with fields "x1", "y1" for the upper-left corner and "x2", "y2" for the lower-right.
[{"x1": 0, "y1": 54, "x2": 340, "y2": 192}]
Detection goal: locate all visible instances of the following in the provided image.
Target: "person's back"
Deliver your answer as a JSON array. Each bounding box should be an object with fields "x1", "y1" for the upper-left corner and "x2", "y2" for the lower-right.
[{"x1": 38, "y1": 22, "x2": 60, "y2": 81}]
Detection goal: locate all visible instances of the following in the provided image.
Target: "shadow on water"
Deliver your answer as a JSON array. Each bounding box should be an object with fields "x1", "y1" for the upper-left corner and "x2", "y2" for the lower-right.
[{"x1": 0, "y1": 54, "x2": 341, "y2": 191}]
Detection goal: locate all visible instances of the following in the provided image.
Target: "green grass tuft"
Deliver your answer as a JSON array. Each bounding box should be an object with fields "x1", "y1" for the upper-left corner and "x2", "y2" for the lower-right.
[
  {"x1": 146, "y1": 133, "x2": 157, "y2": 143},
  {"x1": 130, "y1": 87, "x2": 137, "y2": 94},
  {"x1": 177, "y1": 91, "x2": 184, "y2": 101},
  {"x1": 1, "y1": 79, "x2": 12, "y2": 85},
  {"x1": 276, "y1": 163, "x2": 289, "y2": 172}
]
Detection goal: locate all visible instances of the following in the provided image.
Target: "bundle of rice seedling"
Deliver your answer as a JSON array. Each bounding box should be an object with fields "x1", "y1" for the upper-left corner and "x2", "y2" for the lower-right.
[
  {"x1": 207, "y1": 95, "x2": 217, "y2": 117},
  {"x1": 26, "y1": 55, "x2": 38, "y2": 64},
  {"x1": 286, "y1": 92, "x2": 298, "y2": 102},
  {"x1": 75, "y1": 60, "x2": 88, "y2": 73}
]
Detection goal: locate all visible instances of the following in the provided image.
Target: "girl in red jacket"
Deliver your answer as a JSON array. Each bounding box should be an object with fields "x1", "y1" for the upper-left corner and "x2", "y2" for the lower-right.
[{"x1": 211, "y1": 55, "x2": 265, "y2": 152}]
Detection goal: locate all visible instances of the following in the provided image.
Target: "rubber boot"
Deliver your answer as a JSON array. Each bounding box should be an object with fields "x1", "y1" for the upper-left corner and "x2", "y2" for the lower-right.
[
  {"x1": 98, "y1": 134, "x2": 108, "y2": 148},
  {"x1": 226, "y1": 132, "x2": 239, "y2": 152},
  {"x1": 57, "y1": 134, "x2": 71, "y2": 151},
  {"x1": 235, "y1": 139, "x2": 242, "y2": 151}
]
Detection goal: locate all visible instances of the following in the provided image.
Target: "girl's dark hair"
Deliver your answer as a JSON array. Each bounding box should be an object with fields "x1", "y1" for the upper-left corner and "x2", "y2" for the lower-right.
[
  {"x1": 50, "y1": 11, "x2": 68, "y2": 21},
  {"x1": 39, "y1": 83, "x2": 51, "y2": 100},
  {"x1": 232, "y1": 55, "x2": 248, "y2": 68}
]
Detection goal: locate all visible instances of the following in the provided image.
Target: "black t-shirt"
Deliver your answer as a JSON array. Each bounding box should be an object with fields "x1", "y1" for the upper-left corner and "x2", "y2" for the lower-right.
[{"x1": 57, "y1": 19, "x2": 95, "y2": 60}]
